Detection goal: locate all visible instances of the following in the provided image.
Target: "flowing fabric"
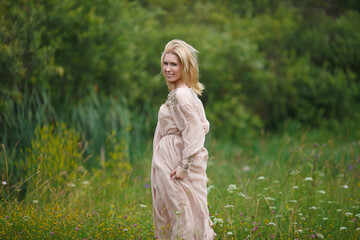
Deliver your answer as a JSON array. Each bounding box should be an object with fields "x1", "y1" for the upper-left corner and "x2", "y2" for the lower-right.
[{"x1": 151, "y1": 87, "x2": 216, "y2": 240}]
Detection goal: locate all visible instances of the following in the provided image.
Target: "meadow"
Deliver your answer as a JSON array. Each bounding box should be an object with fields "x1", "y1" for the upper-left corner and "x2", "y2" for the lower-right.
[
  {"x1": 1, "y1": 124, "x2": 359, "y2": 239},
  {"x1": 1, "y1": 0, "x2": 360, "y2": 239}
]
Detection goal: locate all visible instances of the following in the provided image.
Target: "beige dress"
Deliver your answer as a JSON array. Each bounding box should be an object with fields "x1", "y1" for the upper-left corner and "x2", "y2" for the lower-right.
[{"x1": 151, "y1": 87, "x2": 216, "y2": 240}]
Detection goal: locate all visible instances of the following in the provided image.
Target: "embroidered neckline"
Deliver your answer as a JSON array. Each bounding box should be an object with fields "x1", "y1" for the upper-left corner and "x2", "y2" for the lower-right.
[{"x1": 165, "y1": 91, "x2": 178, "y2": 108}]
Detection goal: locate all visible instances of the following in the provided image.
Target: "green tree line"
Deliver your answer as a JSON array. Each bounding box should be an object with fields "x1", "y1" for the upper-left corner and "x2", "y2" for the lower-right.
[{"x1": 1, "y1": 0, "x2": 360, "y2": 177}]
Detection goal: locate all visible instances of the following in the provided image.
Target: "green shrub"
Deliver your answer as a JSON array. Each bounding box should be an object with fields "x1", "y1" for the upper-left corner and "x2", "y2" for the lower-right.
[
  {"x1": 23, "y1": 123, "x2": 85, "y2": 195},
  {"x1": 0, "y1": 0, "x2": 58, "y2": 126}
]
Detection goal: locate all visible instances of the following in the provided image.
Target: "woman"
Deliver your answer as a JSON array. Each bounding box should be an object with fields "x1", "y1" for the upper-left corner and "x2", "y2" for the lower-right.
[{"x1": 151, "y1": 39, "x2": 216, "y2": 240}]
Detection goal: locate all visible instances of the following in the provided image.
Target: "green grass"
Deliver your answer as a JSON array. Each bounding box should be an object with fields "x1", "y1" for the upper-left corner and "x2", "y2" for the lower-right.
[
  {"x1": 206, "y1": 127, "x2": 359, "y2": 239},
  {"x1": 1, "y1": 126, "x2": 359, "y2": 239}
]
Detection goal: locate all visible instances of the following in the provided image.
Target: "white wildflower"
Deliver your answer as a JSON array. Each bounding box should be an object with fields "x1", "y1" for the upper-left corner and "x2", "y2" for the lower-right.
[
  {"x1": 273, "y1": 180, "x2": 280, "y2": 184},
  {"x1": 67, "y1": 183, "x2": 76, "y2": 187},
  {"x1": 309, "y1": 206, "x2": 317, "y2": 210},
  {"x1": 301, "y1": 217, "x2": 306, "y2": 220},
  {"x1": 82, "y1": 181, "x2": 89, "y2": 185},
  {"x1": 275, "y1": 215, "x2": 282, "y2": 218},
  {"x1": 292, "y1": 222, "x2": 297, "y2": 225},
  {"x1": 316, "y1": 233, "x2": 324, "y2": 239},
  {"x1": 290, "y1": 200, "x2": 297, "y2": 203},
  {"x1": 317, "y1": 190, "x2": 326, "y2": 194},
  {"x1": 239, "y1": 192, "x2": 248, "y2": 199},
  {"x1": 213, "y1": 218, "x2": 224, "y2": 224},
  {"x1": 336, "y1": 209, "x2": 342, "y2": 212},
  {"x1": 227, "y1": 184, "x2": 237, "y2": 193},
  {"x1": 224, "y1": 205, "x2": 234, "y2": 208},
  {"x1": 298, "y1": 213, "x2": 303, "y2": 216},
  {"x1": 290, "y1": 170, "x2": 300, "y2": 175},
  {"x1": 243, "y1": 166, "x2": 250, "y2": 172},
  {"x1": 2, "y1": 181, "x2": 6, "y2": 185},
  {"x1": 123, "y1": 228, "x2": 128, "y2": 231},
  {"x1": 140, "y1": 204, "x2": 147, "y2": 208},
  {"x1": 175, "y1": 210, "x2": 180, "y2": 215},
  {"x1": 356, "y1": 213, "x2": 360, "y2": 218},
  {"x1": 328, "y1": 201, "x2": 334, "y2": 204},
  {"x1": 269, "y1": 206, "x2": 276, "y2": 210},
  {"x1": 32, "y1": 200, "x2": 39, "y2": 204},
  {"x1": 345, "y1": 212, "x2": 353, "y2": 216},
  {"x1": 257, "y1": 176, "x2": 265, "y2": 180},
  {"x1": 340, "y1": 227, "x2": 347, "y2": 231},
  {"x1": 267, "y1": 222, "x2": 276, "y2": 226},
  {"x1": 356, "y1": 227, "x2": 360, "y2": 231},
  {"x1": 22, "y1": 215, "x2": 30, "y2": 221},
  {"x1": 265, "y1": 197, "x2": 275, "y2": 201},
  {"x1": 323, "y1": 218, "x2": 328, "y2": 220},
  {"x1": 294, "y1": 229, "x2": 303, "y2": 233},
  {"x1": 227, "y1": 232, "x2": 233, "y2": 235},
  {"x1": 293, "y1": 185, "x2": 299, "y2": 189},
  {"x1": 207, "y1": 185, "x2": 215, "y2": 193},
  {"x1": 351, "y1": 205, "x2": 359, "y2": 209},
  {"x1": 342, "y1": 185, "x2": 349, "y2": 189},
  {"x1": 304, "y1": 177, "x2": 313, "y2": 181}
]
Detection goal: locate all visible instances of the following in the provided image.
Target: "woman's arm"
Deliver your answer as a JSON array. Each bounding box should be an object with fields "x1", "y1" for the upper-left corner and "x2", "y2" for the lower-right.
[{"x1": 169, "y1": 89, "x2": 205, "y2": 176}]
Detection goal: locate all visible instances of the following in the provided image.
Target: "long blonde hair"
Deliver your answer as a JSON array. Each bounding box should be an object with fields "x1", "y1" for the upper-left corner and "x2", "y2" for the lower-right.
[{"x1": 161, "y1": 39, "x2": 204, "y2": 95}]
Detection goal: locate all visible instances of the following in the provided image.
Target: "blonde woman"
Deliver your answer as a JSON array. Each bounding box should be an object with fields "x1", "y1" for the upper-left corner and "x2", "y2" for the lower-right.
[{"x1": 151, "y1": 39, "x2": 216, "y2": 239}]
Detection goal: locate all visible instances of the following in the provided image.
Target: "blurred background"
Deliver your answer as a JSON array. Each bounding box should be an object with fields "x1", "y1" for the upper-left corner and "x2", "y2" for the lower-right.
[{"x1": 1, "y1": 0, "x2": 360, "y2": 194}]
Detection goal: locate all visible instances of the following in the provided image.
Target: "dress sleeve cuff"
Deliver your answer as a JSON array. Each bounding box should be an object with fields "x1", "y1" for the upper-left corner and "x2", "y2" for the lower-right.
[{"x1": 180, "y1": 155, "x2": 193, "y2": 171}]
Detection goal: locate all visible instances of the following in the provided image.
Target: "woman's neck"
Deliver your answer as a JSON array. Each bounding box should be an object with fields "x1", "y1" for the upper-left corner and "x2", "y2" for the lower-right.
[{"x1": 174, "y1": 80, "x2": 188, "y2": 89}]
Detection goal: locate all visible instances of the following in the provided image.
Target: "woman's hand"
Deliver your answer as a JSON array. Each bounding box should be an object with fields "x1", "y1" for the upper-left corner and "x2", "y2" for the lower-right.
[{"x1": 170, "y1": 166, "x2": 187, "y2": 179}]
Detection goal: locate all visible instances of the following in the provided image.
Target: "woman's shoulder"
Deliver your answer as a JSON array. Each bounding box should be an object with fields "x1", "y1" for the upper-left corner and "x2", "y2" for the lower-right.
[
  {"x1": 174, "y1": 87, "x2": 198, "y2": 103},
  {"x1": 166, "y1": 87, "x2": 200, "y2": 108}
]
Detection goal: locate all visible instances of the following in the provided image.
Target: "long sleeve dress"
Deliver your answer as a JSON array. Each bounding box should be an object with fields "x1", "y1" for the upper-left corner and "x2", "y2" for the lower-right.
[{"x1": 151, "y1": 87, "x2": 216, "y2": 240}]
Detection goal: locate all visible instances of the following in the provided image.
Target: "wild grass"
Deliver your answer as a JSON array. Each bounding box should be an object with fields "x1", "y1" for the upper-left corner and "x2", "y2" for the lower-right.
[
  {"x1": 1, "y1": 125, "x2": 359, "y2": 239},
  {"x1": 206, "y1": 127, "x2": 359, "y2": 239}
]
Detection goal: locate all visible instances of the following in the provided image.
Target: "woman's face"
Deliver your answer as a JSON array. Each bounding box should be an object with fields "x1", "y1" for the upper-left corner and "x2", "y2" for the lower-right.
[{"x1": 163, "y1": 53, "x2": 182, "y2": 85}]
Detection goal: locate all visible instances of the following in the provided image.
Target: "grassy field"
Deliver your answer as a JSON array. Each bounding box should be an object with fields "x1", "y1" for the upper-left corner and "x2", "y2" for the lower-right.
[{"x1": 1, "y1": 126, "x2": 359, "y2": 239}]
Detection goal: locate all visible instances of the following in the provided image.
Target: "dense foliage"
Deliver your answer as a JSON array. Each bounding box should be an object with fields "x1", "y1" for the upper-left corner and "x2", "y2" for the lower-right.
[{"x1": 1, "y1": 0, "x2": 360, "y2": 183}]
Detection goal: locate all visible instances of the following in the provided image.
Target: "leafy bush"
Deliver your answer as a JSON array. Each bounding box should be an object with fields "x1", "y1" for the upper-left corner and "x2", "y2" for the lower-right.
[
  {"x1": 23, "y1": 123, "x2": 85, "y2": 195},
  {"x1": 0, "y1": 0, "x2": 58, "y2": 129}
]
